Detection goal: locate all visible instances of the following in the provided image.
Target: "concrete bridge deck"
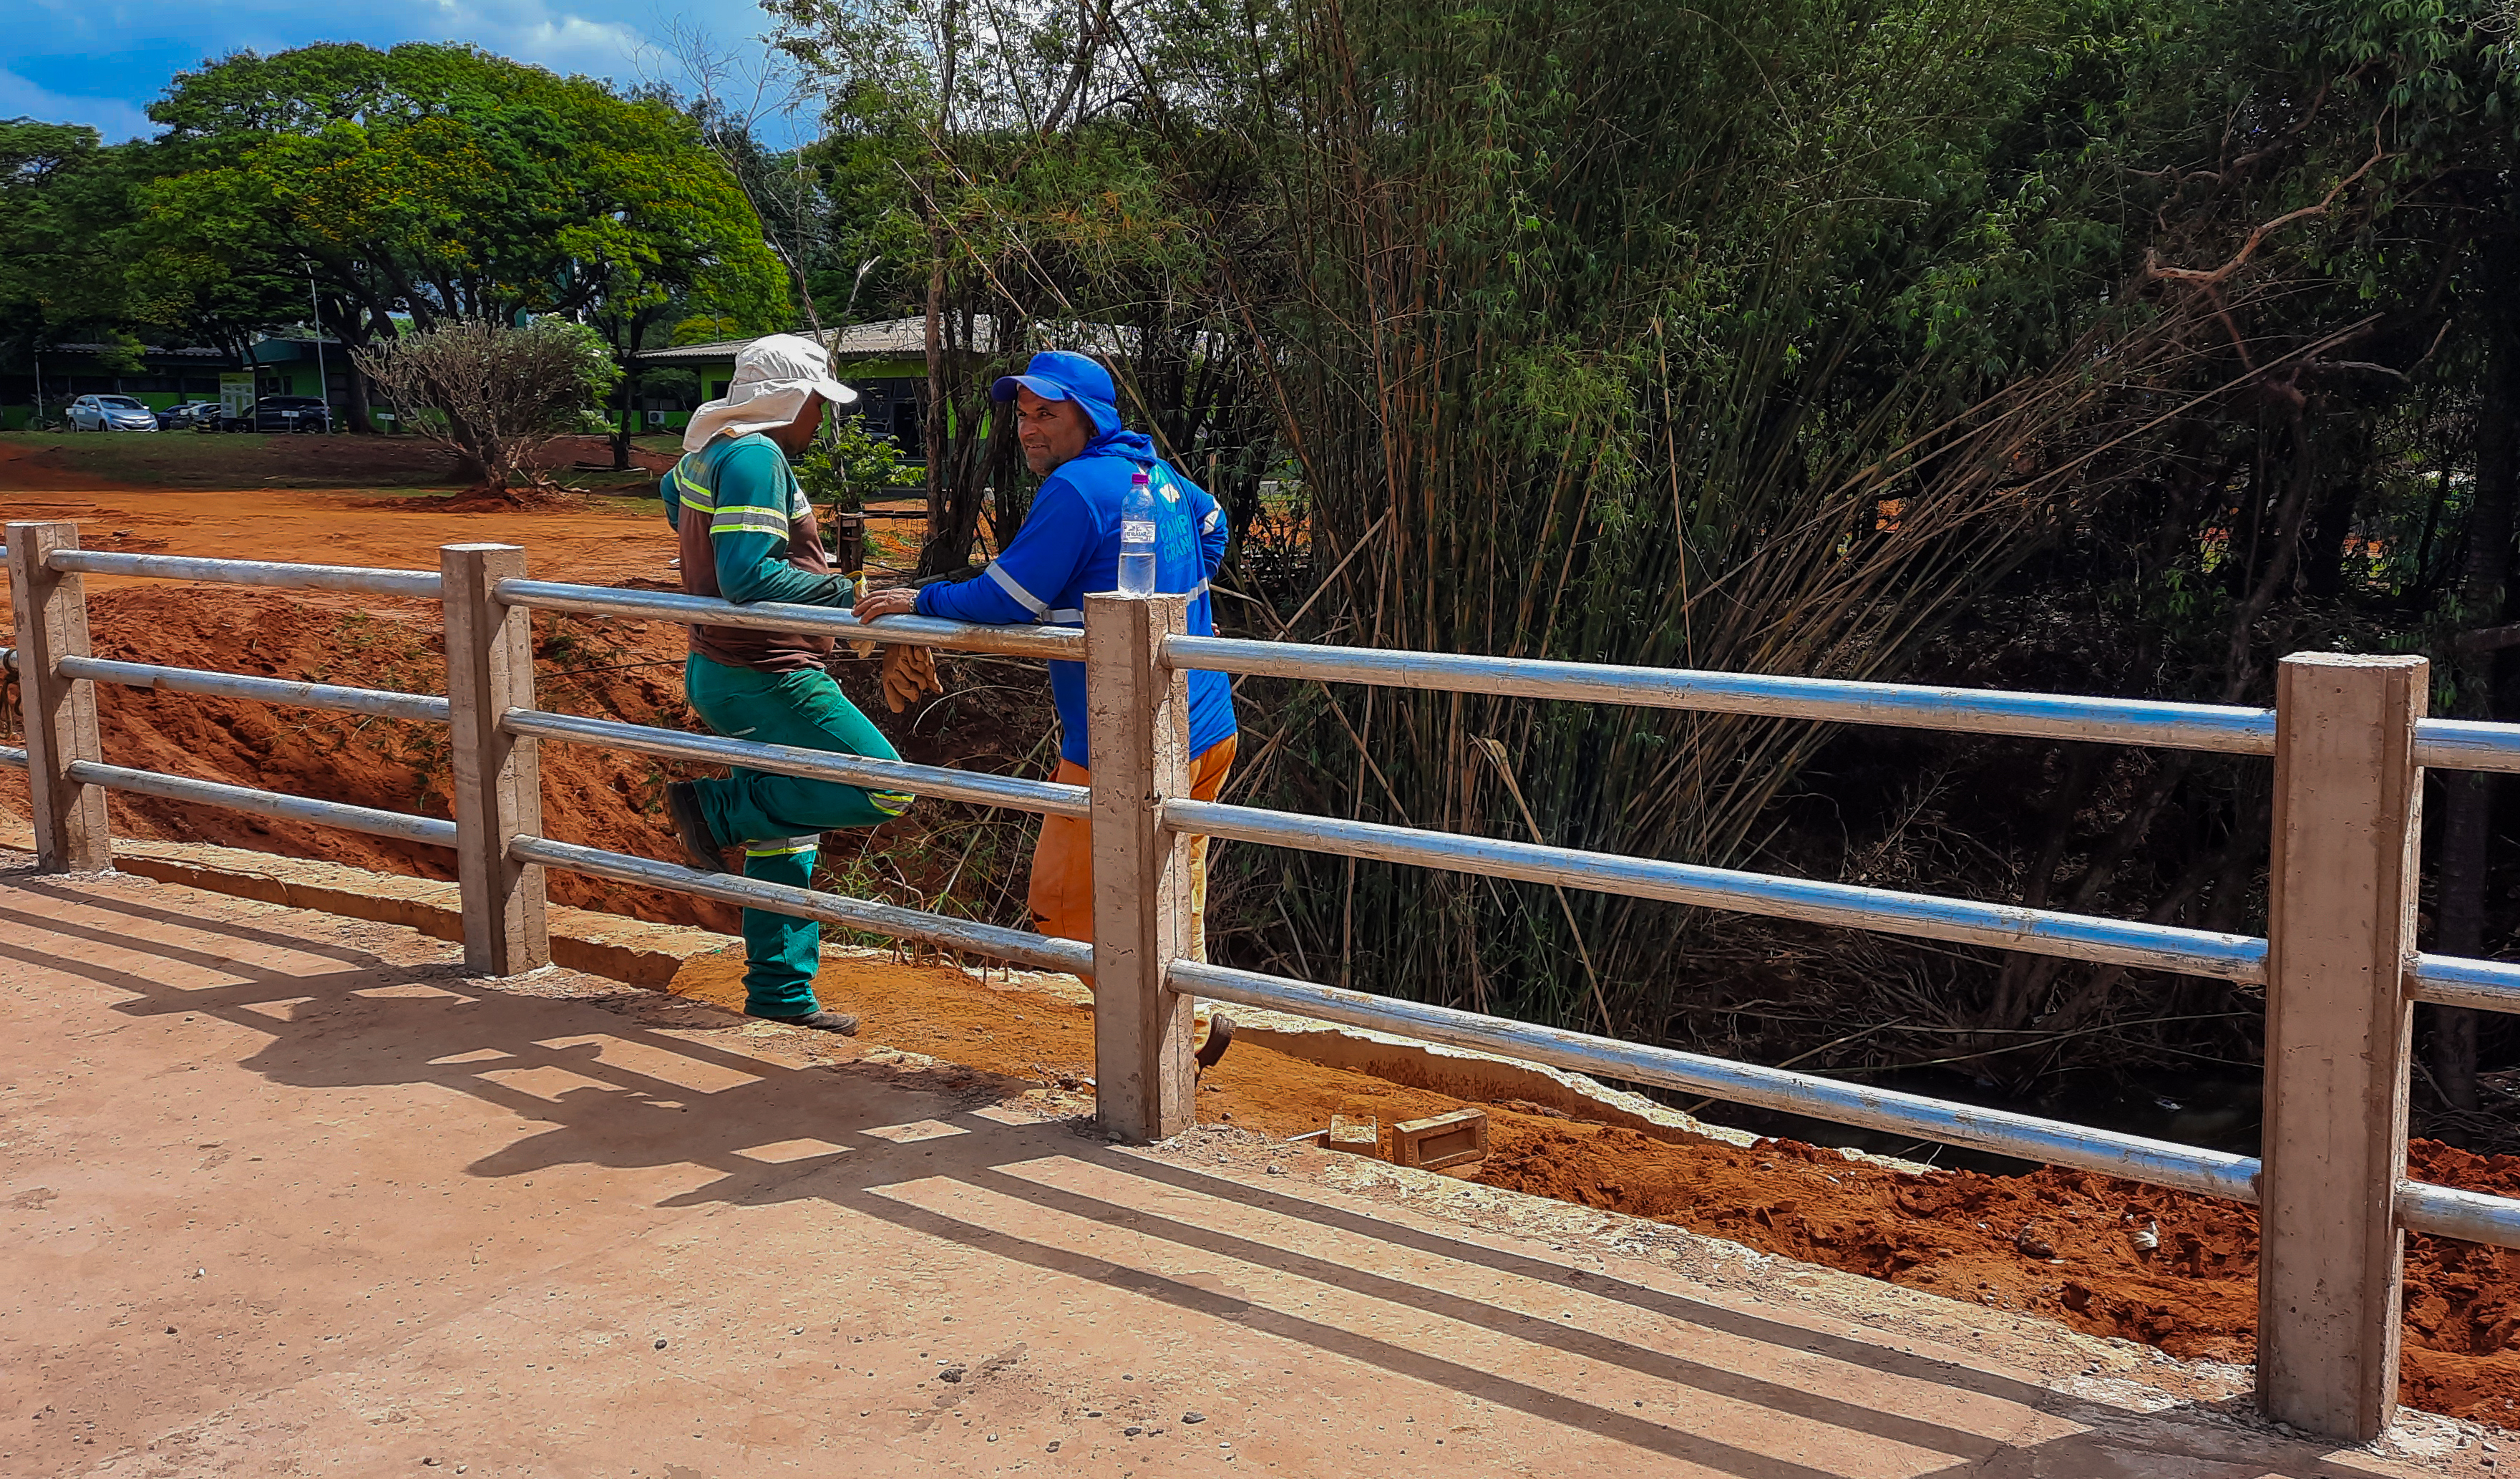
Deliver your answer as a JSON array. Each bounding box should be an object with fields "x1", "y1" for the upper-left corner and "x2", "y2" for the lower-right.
[{"x1": 0, "y1": 854, "x2": 2479, "y2": 1478}]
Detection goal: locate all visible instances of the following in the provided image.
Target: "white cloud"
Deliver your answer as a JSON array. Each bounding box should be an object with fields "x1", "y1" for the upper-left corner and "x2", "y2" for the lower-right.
[
  {"x1": 0, "y1": 67, "x2": 160, "y2": 140},
  {"x1": 422, "y1": 0, "x2": 652, "y2": 79}
]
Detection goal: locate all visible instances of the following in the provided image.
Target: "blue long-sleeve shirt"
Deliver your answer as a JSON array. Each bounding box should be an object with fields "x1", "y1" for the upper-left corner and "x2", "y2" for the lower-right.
[{"x1": 918, "y1": 437, "x2": 1236, "y2": 767}]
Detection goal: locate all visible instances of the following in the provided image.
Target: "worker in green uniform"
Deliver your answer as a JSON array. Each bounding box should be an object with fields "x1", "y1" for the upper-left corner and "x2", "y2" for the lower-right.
[{"x1": 658, "y1": 333, "x2": 913, "y2": 1034}]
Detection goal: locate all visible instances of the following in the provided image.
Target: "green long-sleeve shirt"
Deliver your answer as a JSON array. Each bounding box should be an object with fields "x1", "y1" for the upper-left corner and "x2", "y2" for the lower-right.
[{"x1": 663, "y1": 432, "x2": 851, "y2": 671}]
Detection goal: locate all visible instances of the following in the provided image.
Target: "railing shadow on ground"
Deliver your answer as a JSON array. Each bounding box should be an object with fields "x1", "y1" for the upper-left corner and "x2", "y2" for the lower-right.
[{"x1": 0, "y1": 868, "x2": 2413, "y2": 1479}]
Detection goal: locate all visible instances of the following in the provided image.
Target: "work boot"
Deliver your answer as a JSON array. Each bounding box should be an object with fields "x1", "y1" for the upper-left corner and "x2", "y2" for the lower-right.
[
  {"x1": 663, "y1": 781, "x2": 727, "y2": 874},
  {"x1": 1195, "y1": 1012, "x2": 1236, "y2": 1072},
  {"x1": 754, "y1": 1009, "x2": 861, "y2": 1035}
]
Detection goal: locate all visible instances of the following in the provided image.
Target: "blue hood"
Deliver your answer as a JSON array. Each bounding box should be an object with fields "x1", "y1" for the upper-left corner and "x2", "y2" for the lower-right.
[{"x1": 1077, "y1": 425, "x2": 1159, "y2": 467}]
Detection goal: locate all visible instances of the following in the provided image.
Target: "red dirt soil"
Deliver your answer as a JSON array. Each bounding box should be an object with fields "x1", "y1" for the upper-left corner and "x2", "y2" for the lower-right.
[
  {"x1": 50, "y1": 583, "x2": 731, "y2": 930},
  {"x1": 6, "y1": 475, "x2": 2517, "y2": 1422},
  {"x1": 0, "y1": 483, "x2": 1024, "y2": 930}
]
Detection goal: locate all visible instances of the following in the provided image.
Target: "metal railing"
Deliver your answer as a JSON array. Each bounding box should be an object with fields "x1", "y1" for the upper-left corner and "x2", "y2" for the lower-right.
[{"x1": 6, "y1": 518, "x2": 2519, "y2": 1441}]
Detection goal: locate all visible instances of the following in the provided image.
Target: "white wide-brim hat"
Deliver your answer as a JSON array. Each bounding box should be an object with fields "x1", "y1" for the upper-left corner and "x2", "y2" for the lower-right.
[{"x1": 681, "y1": 332, "x2": 860, "y2": 452}]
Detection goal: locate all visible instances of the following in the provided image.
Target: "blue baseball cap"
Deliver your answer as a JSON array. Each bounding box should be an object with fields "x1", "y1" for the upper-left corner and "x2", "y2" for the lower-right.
[{"x1": 993, "y1": 351, "x2": 1115, "y2": 409}]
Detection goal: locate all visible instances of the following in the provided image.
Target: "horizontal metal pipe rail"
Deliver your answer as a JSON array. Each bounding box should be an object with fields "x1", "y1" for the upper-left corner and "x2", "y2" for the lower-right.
[
  {"x1": 1167, "y1": 634, "x2": 2520, "y2": 777},
  {"x1": 2408, "y1": 954, "x2": 2520, "y2": 1017},
  {"x1": 496, "y1": 580, "x2": 1086, "y2": 662},
  {"x1": 42, "y1": 548, "x2": 444, "y2": 600},
  {"x1": 0, "y1": 744, "x2": 24, "y2": 771},
  {"x1": 2410, "y1": 719, "x2": 2520, "y2": 776},
  {"x1": 1172, "y1": 959, "x2": 2261, "y2": 1201},
  {"x1": 2397, "y1": 1178, "x2": 2520, "y2": 1248},
  {"x1": 510, "y1": 835, "x2": 1092, "y2": 975},
  {"x1": 504, "y1": 709, "x2": 1089, "y2": 818},
  {"x1": 59, "y1": 656, "x2": 452, "y2": 724},
  {"x1": 65, "y1": 759, "x2": 457, "y2": 845},
  {"x1": 1166, "y1": 797, "x2": 2267, "y2": 984},
  {"x1": 1167, "y1": 634, "x2": 2282, "y2": 755}
]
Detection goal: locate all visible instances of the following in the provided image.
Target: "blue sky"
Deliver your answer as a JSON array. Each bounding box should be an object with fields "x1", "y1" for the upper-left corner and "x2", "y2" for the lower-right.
[{"x1": 0, "y1": 0, "x2": 785, "y2": 142}]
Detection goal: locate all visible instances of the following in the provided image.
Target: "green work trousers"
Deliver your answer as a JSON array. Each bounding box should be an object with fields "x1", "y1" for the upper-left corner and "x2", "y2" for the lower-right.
[{"x1": 683, "y1": 654, "x2": 913, "y2": 1017}]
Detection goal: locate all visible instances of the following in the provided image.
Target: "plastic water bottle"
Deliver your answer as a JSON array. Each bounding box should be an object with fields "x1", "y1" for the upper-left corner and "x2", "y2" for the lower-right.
[{"x1": 1118, "y1": 466, "x2": 1158, "y2": 596}]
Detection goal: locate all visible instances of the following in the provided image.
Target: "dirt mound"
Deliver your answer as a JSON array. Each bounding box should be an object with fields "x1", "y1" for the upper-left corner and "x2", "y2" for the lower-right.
[
  {"x1": 1477, "y1": 1122, "x2": 2520, "y2": 1420},
  {"x1": 542, "y1": 434, "x2": 678, "y2": 474},
  {"x1": 0, "y1": 585, "x2": 732, "y2": 928},
  {"x1": 0, "y1": 578, "x2": 1056, "y2": 936}
]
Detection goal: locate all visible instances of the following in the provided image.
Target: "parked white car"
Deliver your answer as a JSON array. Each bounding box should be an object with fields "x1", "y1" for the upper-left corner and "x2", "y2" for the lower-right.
[{"x1": 69, "y1": 394, "x2": 161, "y2": 432}]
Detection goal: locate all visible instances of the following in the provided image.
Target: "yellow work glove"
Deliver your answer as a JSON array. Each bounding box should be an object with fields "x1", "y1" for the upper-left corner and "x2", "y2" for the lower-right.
[{"x1": 881, "y1": 642, "x2": 945, "y2": 714}]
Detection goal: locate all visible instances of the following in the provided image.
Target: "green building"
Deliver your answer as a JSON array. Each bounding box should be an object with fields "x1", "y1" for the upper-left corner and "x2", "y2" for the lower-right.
[
  {"x1": 2, "y1": 336, "x2": 357, "y2": 430},
  {"x1": 248, "y1": 336, "x2": 354, "y2": 405},
  {"x1": 1, "y1": 342, "x2": 238, "y2": 429}
]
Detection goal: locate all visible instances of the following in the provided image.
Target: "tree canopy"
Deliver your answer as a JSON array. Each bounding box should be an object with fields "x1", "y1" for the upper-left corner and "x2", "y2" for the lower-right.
[
  {"x1": 0, "y1": 43, "x2": 787, "y2": 437},
  {"x1": 137, "y1": 43, "x2": 787, "y2": 335}
]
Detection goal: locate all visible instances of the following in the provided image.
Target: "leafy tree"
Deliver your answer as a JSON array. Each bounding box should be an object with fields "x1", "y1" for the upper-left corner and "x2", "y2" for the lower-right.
[
  {"x1": 750, "y1": 0, "x2": 2520, "y2": 1140},
  {"x1": 132, "y1": 43, "x2": 787, "y2": 438},
  {"x1": 769, "y1": 0, "x2": 1282, "y2": 576},
  {"x1": 794, "y1": 413, "x2": 911, "y2": 513},
  {"x1": 0, "y1": 121, "x2": 129, "y2": 359},
  {"x1": 673, "y1": 314, "x2": 744, "y2": 345},
  {"x1": 354, "y1": 318, "x2": 620, "y2": 500}
]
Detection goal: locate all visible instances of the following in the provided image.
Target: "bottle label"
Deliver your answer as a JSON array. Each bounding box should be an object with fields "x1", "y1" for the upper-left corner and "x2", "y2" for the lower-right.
[{"x1": 1121, "y1": 520, "x2": 1157, "y2": 543}]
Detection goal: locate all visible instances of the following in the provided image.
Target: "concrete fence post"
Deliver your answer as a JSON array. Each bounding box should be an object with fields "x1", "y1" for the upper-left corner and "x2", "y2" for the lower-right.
[
  {"x1": 441, "y1": 543, "x2": 550, "y2": 976},
  {"x1": 1085, "y1": 591, "x2": 1198, "y2": 1142},
  {"x1": 6, "y1": 520, "x2": 110, "y2": 871},
  {"x1": 2260, "y1": 651, "x2": 2425, "y2": 1440}
]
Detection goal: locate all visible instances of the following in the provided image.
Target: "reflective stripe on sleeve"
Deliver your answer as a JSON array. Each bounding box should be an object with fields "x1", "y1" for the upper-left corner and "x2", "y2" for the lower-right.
[
  {"x1": 984, "y1": 561, "x2": 1051, "y2": 617},
  {"x1": 742, "y1": 835, "x2": 821, "y2": 858},
  {"x1": 869, "y1": 790, "x2": 915, "y2": 818},
  {"x1": 710, "y1": 508, "x2": 793, "y2": 538},
  {"x1": 668, "y1": 455, "x2": 716, "y2": 513},
  {"x1": 1201, "y1": 506, "x2": 1224, "y2": 533}
]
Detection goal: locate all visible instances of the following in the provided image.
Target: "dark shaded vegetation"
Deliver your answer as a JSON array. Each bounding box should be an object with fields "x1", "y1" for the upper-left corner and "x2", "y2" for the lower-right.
[{"x1": 751, "y1": 0, "x2": 2520, "y2": 1147}]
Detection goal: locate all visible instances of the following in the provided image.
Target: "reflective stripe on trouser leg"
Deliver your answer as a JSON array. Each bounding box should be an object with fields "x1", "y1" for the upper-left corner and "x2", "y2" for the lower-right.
[{"x1": 739, "y1": 835, "x2": 822, "y2": 1018}]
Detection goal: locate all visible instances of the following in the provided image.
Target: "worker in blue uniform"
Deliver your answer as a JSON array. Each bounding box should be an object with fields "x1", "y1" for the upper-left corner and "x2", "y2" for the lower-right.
[{"x1": 855, "y1": 349, "x2": 1240, "y2": 1068}]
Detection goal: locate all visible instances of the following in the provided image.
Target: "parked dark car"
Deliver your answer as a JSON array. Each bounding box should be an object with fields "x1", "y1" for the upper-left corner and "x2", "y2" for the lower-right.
[
  {"x1": 245, "y1": 396, "x2": 332, "y2": 433},
  {"x1": 156, "y1": 400, "x2": 223, "y2": 430}
]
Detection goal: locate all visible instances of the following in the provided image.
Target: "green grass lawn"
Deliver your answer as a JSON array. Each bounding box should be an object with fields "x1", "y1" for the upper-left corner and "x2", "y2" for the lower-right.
[{"x1": 0, "y1": 430, "x2": 466, "y2": 489}]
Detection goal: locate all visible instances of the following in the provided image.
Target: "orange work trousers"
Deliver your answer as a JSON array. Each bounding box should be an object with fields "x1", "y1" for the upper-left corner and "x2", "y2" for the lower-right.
[{"x1": 1028, "y1": 735, "x2": 1238, "y2": 966}]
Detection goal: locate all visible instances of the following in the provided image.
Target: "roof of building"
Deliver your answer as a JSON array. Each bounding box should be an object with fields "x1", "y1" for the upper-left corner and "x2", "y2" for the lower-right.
[
  {"x1": 631, "y1": 315, "x2": 1192, "y2": 367},
  {"x1": 635, "y1": 316, "x2": 1015, "y2": 367},
  {"x1": 49, "y1": 343, "x2": 233, "y2": 359}
]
